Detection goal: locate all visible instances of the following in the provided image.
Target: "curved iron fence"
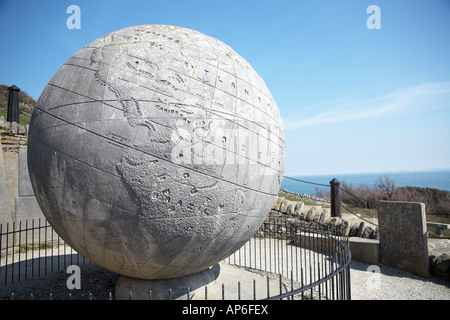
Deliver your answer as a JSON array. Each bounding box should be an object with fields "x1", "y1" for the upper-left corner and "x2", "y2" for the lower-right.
[
  {"x1": 0, "y1": 219, "x2": 92, "y2": 288},
  {"x1": 225, "y1": 215, "x2": 351, "y2": 300},
  {"x1": 1, "y1": 215, "x2": 351, "y2": 300}
]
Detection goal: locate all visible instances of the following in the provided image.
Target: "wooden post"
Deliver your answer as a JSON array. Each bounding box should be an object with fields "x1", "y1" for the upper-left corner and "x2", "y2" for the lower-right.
[{"x1": 330, "y1": 178, "x2": 341, "y2": 218}]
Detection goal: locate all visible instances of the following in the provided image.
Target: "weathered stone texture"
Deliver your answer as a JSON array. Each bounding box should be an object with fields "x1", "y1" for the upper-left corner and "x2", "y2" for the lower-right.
[
  {"x1": 27, "y1": 25, "x2": 285, "y2": 280},
  {"x1": 378, "y1": 201, "x2": 429, "y2": 277}
]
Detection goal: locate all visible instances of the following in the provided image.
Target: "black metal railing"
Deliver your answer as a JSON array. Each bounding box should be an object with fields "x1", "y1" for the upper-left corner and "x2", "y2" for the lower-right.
[
  {"x1": 0, "y1": 219, "x2": 92, "y2": 287},
  {"x1": 1, "y1": 216, "x2": 351, "y2": 300},
  {"x1": 225, "y1": 215, "x2": 351, "y2": 300}
]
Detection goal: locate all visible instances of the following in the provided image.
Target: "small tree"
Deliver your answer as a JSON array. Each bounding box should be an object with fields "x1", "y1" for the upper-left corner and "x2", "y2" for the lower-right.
[{"x1": 375, "y1": 175, "x2": 396, "y2": 200}]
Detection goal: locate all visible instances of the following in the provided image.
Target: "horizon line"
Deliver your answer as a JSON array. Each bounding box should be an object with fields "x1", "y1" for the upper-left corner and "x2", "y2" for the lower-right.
[{"x1": 284, "y1": 167, "x2": 450, "y2": 178}]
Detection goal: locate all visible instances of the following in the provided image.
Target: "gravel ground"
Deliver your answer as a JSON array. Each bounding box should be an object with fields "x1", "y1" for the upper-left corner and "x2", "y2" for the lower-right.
[
  {"x1": 0, "y1": 263, "x2": 120, "y2": 300},
  {"x1": 349, "y1": 260, "x2": 450, "y2": 300}
]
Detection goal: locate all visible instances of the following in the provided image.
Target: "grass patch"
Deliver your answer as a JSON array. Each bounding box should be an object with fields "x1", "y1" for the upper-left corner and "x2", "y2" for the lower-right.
[
  {"x1": 0, "y1": 108, "x2": 31, "y2": 126},
  {"x1": 427, "y1": 230, "x2": 450, "y2": 239},
  {"x1": 277, "y1": 193, "x2": 319, "y2": 207}
]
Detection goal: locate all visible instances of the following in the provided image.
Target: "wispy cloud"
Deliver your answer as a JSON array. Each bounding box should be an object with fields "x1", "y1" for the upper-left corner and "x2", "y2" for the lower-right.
[{"x1": 283, "y1": 82, "x2": 450, "y2": 130}]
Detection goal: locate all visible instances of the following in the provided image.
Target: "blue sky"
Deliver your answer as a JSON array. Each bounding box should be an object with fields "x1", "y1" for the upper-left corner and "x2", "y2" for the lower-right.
[{"x1": 1, "y1": 0, "x2": 449, "y2": 176}]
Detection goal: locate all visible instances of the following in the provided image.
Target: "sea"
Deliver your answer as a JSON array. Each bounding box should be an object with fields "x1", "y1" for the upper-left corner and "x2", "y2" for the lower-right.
[{"x1": 280, "y1": 169, "x2": 450, "y2": 196}]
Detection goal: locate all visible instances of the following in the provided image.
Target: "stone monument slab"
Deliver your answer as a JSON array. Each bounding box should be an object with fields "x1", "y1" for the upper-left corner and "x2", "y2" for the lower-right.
[{"x1": 378, "y1": 201, "x2": 429, "y2": 277}]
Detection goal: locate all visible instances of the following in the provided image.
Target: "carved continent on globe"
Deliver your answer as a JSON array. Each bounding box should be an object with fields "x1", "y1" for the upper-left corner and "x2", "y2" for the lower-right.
[{"x1": 28, "y1": 25, "x2": 285, "y2": 279}]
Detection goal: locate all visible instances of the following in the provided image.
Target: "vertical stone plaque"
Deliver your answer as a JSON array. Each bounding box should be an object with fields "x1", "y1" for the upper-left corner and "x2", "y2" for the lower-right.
[
  {"x1": 0, "y1": 140, "x2": 13, "y2": 225},
  {"x1": 378, "y1": 201, "x2": 429, "y2": 277},
  {"x1": 18, "y1": 147, "x2": 34, "y2": 196}
]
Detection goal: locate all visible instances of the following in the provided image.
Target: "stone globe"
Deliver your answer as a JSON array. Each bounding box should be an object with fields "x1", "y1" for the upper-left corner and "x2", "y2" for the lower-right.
[{"x1": 28, "y1": 25, "x2": 285, "y2": 280}]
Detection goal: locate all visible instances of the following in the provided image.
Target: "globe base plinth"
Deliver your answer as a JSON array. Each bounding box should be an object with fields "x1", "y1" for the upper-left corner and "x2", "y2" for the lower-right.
[{"x1": 115, "y1": 264, "x2": 220, "y2": 300}]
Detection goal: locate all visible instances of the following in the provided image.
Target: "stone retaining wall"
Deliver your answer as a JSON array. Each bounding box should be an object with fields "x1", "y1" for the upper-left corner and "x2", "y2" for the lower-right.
[{"x1": 1, "y1": 121, "x2": 46, "y2": 226}]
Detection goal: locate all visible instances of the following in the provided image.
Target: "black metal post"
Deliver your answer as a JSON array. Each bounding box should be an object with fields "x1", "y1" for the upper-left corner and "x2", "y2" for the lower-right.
[
  {"x1": 330, "y1": 178, "x2": 341, "y2": 218},
  {"x1": 7, "y1": 85, "x2": 20, "y2": 123}
]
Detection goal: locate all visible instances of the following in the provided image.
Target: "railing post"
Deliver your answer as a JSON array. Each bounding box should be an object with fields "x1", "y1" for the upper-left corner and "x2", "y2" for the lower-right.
[
  {"x1": 330, "y1": 178, "x2": 341, "y2": 218},
  {"x1": 7, "y1": 85, "x2": 20, "y2": 124}
]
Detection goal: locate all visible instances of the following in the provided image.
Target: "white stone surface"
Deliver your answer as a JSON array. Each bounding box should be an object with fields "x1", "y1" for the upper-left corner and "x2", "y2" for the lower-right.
[{"x1": 28, "y1": 25, "x2": 285, "y2": 279}]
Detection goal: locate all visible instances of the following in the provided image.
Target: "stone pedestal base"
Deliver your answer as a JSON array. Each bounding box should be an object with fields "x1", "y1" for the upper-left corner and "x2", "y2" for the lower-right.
[{"x1": 115, "y1": 264, "x2": 220, "y2": 300}]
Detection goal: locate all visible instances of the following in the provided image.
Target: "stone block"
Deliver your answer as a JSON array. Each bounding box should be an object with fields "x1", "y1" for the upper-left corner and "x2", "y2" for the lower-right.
[
  {"x1": 18, "y1": 147, "x2": 34, "y2": 196},
  {"x1": 429, "y1": 254, "x2": 450, "y2": 281},
  {"x1": 362, "y1": 226, "x2": 375, "y2": 238},
  {"x1": 305, "y1": 206, "x2": 322, "y2": 221},
  {"x1": 356, "y1": 222, "x2": 366, "y2": 237},
  {"x1": 286, "y1": 202, "x2": 295, "y2": 215},
  {"x1": 293, "y1": 231, "x2": 340, "y2": 254},
  {"x1": 272, "y1": 197, "x2": 281, "y2": 210},
  {"x1": 18, "y1": 125, "x2": 26, "y2": 135},
  {"x1": 348, "y1": 223, "x2": 358, "y2": 237},
  {"x1": 293, "y1": 201, "x2": 305, "y2": 217},
  {"x1": 348, "y1": 237, "x2": 380, "y2": 265},
  {"x1": 313, "y1": 208, "x2": 322, "y2": 223},
  {"x1": 3, "y1": 150, "x2": 18, "y2": 216},
  {"x1": 319, "y1": 208, "x2": 330, "y2": 224},
  {"x1": 11, "y1": 121, "x2": 17, "y2": 135},
  {"x1": 378, "y1": 201, "x2": 429, "y2": 277},
  {"x1": 15, "y1": 196, "x2": 45, "y2": 223},
  {"x1": 0, "y1": 141, "x2": 13, "y2": 225},
  {"x1": 279, "y1": 199, "x2": 289, "y2": 213},
  {"x1": 328, "y1": 216, "x2": 342, "y2": 228}
]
